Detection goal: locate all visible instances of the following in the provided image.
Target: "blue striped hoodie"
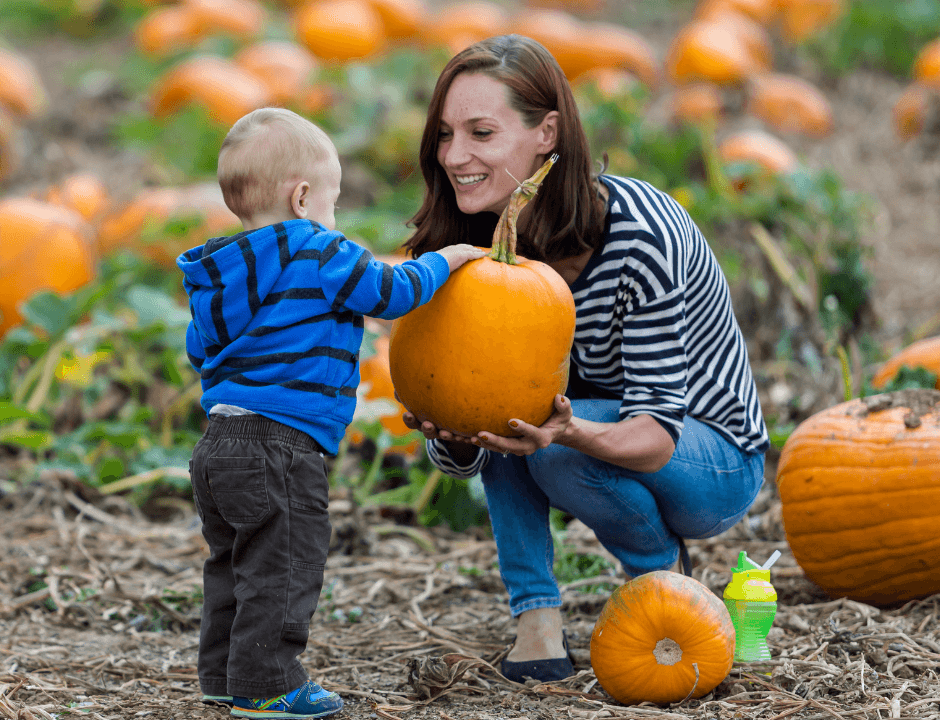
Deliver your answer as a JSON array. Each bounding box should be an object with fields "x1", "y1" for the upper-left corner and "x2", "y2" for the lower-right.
[{"x1": 178, "y1": 218, "x2": 450, "y2": 454}]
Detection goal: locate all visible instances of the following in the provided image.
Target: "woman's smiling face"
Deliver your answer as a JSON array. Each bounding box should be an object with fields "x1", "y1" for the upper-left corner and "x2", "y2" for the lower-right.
[{"x1": 437, "y1": 72, "x2": 557, "y2": 217}]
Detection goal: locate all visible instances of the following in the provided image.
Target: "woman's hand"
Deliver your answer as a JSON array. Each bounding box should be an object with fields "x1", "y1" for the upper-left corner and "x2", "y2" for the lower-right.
[{"x1": 473, "y1": 394, "x2": 573, "y2": 456}]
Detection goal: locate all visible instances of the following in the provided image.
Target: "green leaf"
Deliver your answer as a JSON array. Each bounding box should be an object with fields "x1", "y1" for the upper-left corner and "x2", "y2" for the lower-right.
[
  {"x1": 126, "y1": 287, "x2": 192, "y2": 329},
  {"x1": 19, "y1": 292, "x2": 78, "y2": 338}
]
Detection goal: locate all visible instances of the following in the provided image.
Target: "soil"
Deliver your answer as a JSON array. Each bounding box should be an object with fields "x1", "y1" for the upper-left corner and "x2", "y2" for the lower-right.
[{"x1": 2, "y1": 2, "x2": 940, "y2": 719}]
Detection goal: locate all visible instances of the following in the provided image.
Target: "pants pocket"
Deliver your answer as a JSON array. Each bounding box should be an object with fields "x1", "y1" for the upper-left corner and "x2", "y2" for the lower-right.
[
  {"x1": 207, "y1": 456, "x2": 270, "y2": 524},
  {"x1": 282, "y1": 448, "x2": 331, "y2": 642}
]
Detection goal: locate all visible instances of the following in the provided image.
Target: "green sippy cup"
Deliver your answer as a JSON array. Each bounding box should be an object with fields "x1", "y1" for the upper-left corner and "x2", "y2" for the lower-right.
[{"x1": 723, "y1": 550, "x2": 779, "y2": 662}]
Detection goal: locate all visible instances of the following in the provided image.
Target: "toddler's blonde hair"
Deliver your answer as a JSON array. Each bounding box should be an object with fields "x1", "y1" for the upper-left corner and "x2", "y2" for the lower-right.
[{"x1": 218, "y1": 107, "x2": 336, "y2": 220}]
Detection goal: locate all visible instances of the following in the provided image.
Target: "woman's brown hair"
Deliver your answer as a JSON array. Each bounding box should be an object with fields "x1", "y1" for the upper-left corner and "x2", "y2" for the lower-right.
[{"x1": 404, "y1": 34, "x2": 607, "y2": 262}]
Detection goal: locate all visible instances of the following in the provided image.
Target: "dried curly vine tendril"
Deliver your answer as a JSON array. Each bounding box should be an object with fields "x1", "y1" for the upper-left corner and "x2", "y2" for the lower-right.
[{"x1": 488, "y1": 153, "x2": 559, "y2": 265}]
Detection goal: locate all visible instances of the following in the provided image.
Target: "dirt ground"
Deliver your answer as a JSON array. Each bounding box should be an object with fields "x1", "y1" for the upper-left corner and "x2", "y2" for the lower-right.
[{"x1": 2, "y1": 2, "x2": 940, "y2": 719}]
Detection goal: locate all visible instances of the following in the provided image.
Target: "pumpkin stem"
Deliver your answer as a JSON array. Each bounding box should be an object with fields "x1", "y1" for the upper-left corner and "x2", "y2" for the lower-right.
[{"x1": 488, "y1": 153, "x2": 559, "y2": 265}]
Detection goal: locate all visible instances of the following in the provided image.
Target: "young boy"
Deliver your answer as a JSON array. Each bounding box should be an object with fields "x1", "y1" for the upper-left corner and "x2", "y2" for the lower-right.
[{"x1": 178, "y1": 107, "x2": 483, "y2": 719}]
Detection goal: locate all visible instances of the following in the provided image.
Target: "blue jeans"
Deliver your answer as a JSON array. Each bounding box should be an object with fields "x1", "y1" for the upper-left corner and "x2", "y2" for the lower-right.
[{"x1": 480, "y1": 399, "x2": 765, "y2": 616}]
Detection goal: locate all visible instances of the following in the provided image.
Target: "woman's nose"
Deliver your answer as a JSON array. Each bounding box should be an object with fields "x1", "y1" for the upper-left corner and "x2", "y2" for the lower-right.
[{"x1": 442, "y1": 134, "x2": 471, "y2": 168}]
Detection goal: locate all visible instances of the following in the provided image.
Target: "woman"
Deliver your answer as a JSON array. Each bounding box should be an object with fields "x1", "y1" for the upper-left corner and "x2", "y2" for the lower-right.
[{"x1": 401, "y1": 35, "x2": 769, "y2": 683}]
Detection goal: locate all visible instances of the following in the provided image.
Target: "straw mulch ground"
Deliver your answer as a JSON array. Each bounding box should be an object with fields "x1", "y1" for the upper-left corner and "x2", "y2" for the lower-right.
[{"x1": 1, "y1": 470, "x2": 938, "y2": 720}]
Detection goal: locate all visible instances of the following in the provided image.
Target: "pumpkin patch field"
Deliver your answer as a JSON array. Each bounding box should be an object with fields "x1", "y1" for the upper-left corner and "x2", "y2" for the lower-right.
[{"x1": 2, "y1": 0, "x2": 940, "y2": 718}]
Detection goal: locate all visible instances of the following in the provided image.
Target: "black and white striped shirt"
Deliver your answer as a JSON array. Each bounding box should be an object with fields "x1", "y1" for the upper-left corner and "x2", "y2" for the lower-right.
[{"x1": 428, "y1": 175, "x2": 769, "y2": 477}]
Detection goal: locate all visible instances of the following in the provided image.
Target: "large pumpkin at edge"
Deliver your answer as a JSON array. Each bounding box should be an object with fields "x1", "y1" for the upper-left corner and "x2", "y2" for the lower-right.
[
  {"x1": 777, "y1": 389, "x2": 940, "y2": 606},
  {"x1": 388, "y1": 155, "x2": 575, "y2": 437},
  {"x1": 590, "y1": 571, "x2": 735, "y2": 706}
]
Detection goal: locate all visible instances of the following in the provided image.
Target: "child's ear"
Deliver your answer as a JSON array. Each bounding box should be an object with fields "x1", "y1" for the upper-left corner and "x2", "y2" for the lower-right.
[{"x1": 290, "y1": 181, "x2": 310, "y2": 218}]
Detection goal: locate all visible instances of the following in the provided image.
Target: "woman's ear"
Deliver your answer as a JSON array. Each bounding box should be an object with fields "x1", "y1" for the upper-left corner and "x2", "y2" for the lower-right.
[
  {"x1": 290, "y1": 180, "x2": 310, "y2": 218},
  {"x1": 537, "y1": 110, "x2": 559, "y2": 154}
]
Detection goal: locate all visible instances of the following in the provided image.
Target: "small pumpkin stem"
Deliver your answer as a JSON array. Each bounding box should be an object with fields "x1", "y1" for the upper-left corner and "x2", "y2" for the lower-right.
[
  {"x1": 653, "y1": 638, "x2": 683, "y2": 666},
  {"x1": 488, "y1": 153, "x2": 559, "y2": 265},
  {"x1": 679, "y1": 662, "x2": 700, "y2": 705}
]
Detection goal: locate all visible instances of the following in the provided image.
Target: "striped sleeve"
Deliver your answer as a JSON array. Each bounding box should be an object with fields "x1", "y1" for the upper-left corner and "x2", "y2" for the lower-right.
[
  {"x1": 426, "y1": 440, "x2": 488, "y2": 479},
  {"x1": 317, "y1": 233, "x2": 450, "y2": 320}
]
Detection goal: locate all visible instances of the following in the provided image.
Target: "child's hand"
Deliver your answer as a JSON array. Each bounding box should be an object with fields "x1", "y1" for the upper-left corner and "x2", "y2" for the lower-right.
[{"x1": 436, "y1": 244, "x2": 487, "y2": 273}]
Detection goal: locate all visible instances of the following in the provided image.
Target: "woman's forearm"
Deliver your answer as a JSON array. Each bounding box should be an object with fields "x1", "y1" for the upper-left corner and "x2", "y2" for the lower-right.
[{"x1": 557, "y1": 413, "x2": 676, "y2": 472}]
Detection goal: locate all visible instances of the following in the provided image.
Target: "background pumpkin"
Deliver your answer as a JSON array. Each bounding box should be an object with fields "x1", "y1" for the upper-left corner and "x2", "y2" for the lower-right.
[
  {"x1": 0, "y1": 199, "x2": 96, "y2": 337},
  {"x1": 590, "y1": 571, "x2": 735, "y2": 706},
  {"x1": 870, "y1": 336, "x2": 940, "y2": 390},
  {"x1": 776, "y1": 389, "x2": 940, "y2": 606},
  {"x1": 388, "y1": 157, "x2": 575, "y2": 438}
]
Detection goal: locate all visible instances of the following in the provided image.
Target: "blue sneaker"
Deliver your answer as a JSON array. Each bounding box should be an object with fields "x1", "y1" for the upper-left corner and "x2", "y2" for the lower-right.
[{"x1": 231, "y1": 680, "x2": 343, "y2": 718}]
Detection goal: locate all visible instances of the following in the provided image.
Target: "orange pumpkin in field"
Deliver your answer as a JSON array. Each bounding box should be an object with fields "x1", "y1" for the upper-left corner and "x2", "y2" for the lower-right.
[
  {"x1": 366, "y1": 0, "x2": 429, "y2": 40},
  {"x1": 234, "y1": 40, "x2": 319, "y2": 106},
  {"x1": 590, "y1": 571, "x2": 735, "y2": 706},
  {"x1": 294, "y1": 0, "x2": 386, "y2": 62},
  {"x1": 0, "y1": 46, "x2": 49, "y2": 119},
  {"x1": 746, "y1": 72, "x2": 834, "y2": 137},
  {"x1": 669, "y1": 83, "x2": 724, "y2": 127},
  {"x1": 45, "y1": 173, "x2": 111, "y2": 225},
  {"x1": 718, "y1": 129, "x2": 799, "y2": 190},
  {"x1": 775, "y1": 0, "x2": 845, "y2": 43},
  {"x1": 421, "y1": 1, "x2": 510, "y2": 54},
  {"x1": 134, "y1": 5, "x2": 202, "y2": 58},
  {"x1": 0, "y1": 199, "x2": 96, "y2": 336},
  {"x1": 777, "y1": 390, "x2": 940, "y2": 605},
  {"x1": 666, "y1": 19, "x2": 765, "y2": 86},
  {"x1": 150, "y1": 55, "x2": 272, "y2": 125},
  {"x1": 184, "y1": 0, "x2": 267, "y2": 40},
  {"x1": 913, "y1": 38, "x2": 940, "y2": 86},
  {"x1": 871, "y1": 336, "x2": 940, "y2": 390},
  {"x1": 0, "y1": 107, "x2": 21, "y2": 182},
  {"x1": 388, "y1": 157, "x2": 575, "y2": 438},
  {"x1": 97, "y1": 184, "x2": 240, "y2": 269},
  {"x1": 892, "y1": 84, "x2": 932, "y2": 140}
]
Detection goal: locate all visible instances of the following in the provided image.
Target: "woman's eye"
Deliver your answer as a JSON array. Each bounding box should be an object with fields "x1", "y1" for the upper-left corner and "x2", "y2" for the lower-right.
[
  {"x1": 438, "y1": 129, "x2": 452, "y2": 141},
  {"x1": 473, "y1": 129, "x2": 492, "y2": 138}
]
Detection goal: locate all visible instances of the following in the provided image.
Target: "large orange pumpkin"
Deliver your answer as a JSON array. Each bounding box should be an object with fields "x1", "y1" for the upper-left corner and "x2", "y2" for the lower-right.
[
  {"x1": 870, "y1": 336, "x2": 940, "y2": 390},
  {"x1": 590, "y1": 571, "x2": 735, "y2": 706},
  {"x1": 777, "y1": 390, "x2": 940, "y2": 606},
  {"x1": 388, "y1": 156, "x2": 575, "y2": 437}
]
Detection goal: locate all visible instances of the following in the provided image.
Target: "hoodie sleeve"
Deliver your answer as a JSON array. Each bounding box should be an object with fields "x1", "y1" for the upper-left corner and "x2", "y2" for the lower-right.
[{"x1": 317, "y1": 235, "x2": 450, "y2": 320}]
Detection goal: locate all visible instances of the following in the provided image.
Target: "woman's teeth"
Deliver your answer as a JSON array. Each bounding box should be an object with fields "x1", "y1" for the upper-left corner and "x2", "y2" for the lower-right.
[{"x1": 456, "y1": 174, "x2": 486, "y2": 185}]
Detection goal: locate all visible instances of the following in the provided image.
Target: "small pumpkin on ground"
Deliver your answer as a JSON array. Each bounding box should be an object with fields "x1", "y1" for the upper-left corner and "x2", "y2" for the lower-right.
[
  {"x1": 590, "y1": 571, "x2": 735, "y2": 706},
  {"x1": 870, "y1": 336, "x2": 940, "y2": 390},
  {"x1": 388, "y1": 156, "x2": 575, "y2": 438},
  {"x1": 776, "y1": 389, "x2": 940, "y2": 606}
]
